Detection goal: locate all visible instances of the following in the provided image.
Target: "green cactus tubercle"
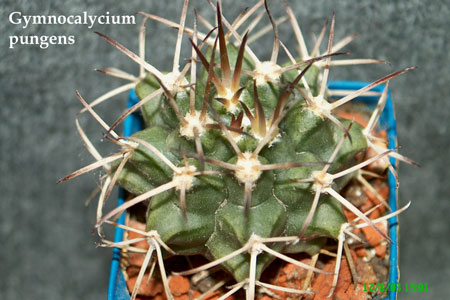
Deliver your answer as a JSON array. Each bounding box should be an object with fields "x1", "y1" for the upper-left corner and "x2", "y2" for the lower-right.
[{"x1": 113, "y1": 30, "x2": 367, "y2": 282}]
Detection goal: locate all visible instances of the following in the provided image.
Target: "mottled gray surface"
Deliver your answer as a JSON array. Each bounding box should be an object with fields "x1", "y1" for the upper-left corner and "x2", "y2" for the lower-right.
[{"x1": 1, "y1": 0, "x2": 449, "y2": 299}]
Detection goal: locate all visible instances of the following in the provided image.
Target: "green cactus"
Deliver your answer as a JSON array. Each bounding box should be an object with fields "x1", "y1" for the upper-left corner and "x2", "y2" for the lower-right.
[
  {"x1": 60, "y1": 1, "x2": 415, "y2": 298},
  {"x1": 117, "y1": 43, "x2": 368, "y2": 285}
]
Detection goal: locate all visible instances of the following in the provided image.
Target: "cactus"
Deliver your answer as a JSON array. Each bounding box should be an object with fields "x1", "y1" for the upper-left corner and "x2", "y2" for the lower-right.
[{"x1": 60, "y1": 1, "x2": 416, "y2": 299}]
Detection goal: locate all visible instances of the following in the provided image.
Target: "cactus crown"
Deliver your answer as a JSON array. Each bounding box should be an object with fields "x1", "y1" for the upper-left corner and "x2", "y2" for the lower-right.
[{"x1": 60, "y1": 1, "x2": 415, "y2": 299}]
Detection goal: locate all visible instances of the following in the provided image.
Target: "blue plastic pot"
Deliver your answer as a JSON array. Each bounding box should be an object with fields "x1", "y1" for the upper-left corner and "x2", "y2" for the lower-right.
[{"x1": 108, "y1": 81, "x2": 400, "y2": 300}]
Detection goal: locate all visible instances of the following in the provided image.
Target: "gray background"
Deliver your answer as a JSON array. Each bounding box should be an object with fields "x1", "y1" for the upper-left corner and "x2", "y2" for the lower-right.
[{"x1": 1, "y1": 0, "x2": 449, "y2": 299}]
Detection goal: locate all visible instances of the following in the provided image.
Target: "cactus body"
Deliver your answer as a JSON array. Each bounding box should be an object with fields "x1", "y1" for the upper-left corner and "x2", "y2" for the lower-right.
[{"x1": 115, "y1": 35, "x2": 367, "y2": 281}]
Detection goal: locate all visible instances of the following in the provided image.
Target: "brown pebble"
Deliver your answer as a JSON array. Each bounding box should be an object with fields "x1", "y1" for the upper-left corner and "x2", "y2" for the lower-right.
[
  {"x1": 126, "y1": 219, "x2": 149, "y2": 250},
  {"x1": 355, "y1": 247, "x2": 368, "y2": 258},
  {"x1": 126, "y1": 274, "x2": 164, "y2": 297},
  {"x1": 169, "y1": 275, "x2": 190, "y2": 296},
  {"x1": 361, "y1": 218, "x2": 387, "y2": 248},
  {"x1": 127, "y1": 252, "x2": 146, "y2": 268},
  {"x1": 336, "y1": 112, "x2": 368, "y2": 127}
]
